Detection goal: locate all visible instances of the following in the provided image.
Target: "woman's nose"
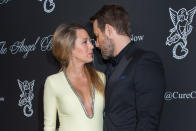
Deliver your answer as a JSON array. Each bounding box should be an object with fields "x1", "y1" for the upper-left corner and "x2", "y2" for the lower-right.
[
  {"x1": 96, "y1": 40, "x2": 99, "y2": 47},
  {"x1": 90, "y1": 43, "x2": 94, "y2": 49},
  {"x1": 89, "y1": 41, "x2": 94, "y2": 49}
]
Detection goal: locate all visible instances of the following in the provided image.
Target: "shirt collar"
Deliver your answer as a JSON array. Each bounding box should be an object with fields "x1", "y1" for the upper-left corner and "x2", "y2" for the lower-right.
[{"x1": 110, "y1": 41, "x2": 132, "y2": 66}]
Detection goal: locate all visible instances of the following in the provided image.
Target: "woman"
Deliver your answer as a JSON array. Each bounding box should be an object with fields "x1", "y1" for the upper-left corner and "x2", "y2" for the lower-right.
[{"x1": 43, "y1": 23, "x2": 105, "y2": 131}]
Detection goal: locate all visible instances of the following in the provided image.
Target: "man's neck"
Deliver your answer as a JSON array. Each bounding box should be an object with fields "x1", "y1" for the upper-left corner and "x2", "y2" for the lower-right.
[{"x1": 113, "y1": 35, "x2": 131, "y2": 57}]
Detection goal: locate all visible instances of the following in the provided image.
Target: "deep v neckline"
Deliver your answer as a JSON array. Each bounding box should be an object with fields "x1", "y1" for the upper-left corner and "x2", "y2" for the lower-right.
[{"x1": 63, "y1": 70, "x2": 95, "y2": 119}]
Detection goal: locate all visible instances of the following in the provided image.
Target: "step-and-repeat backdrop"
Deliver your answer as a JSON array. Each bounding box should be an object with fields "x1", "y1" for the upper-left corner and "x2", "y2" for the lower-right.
[{"x1": 1, "y1": 0, "x2": 196, "y2": 131}]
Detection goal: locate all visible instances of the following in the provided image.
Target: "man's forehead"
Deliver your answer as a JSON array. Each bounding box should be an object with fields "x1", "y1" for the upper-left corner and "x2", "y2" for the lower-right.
[
  {"x1": 93, "y1": 20, "x2": 98, "y2": 28},
  {"x1": 93, "y1": 20, "x2": 100, "y2": 33},
  {"x1": 92, "y1": 22, "x2": 97, "y2": 33}
]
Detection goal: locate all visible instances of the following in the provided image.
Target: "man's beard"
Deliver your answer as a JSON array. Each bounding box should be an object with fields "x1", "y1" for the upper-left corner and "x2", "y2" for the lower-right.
[{"x1": 101, "y1": 36, "x2": 114, "y2": 60}]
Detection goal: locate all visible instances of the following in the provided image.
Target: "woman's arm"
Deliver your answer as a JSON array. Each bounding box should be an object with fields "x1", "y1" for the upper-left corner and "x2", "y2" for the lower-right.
[{"x1": 43, "y1": 77, "x2": 57, "y2": 131}]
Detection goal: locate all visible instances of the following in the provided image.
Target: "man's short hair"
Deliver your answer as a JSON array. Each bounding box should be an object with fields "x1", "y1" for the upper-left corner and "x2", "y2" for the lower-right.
[{"x1": 90, "y1": 4, "x2": 131, "y2": 36}]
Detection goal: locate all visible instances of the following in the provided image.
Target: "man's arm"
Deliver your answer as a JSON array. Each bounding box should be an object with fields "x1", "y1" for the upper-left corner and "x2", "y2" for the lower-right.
[{"x1": 134, "y1": 52, "x2": 166, "y2": 131}]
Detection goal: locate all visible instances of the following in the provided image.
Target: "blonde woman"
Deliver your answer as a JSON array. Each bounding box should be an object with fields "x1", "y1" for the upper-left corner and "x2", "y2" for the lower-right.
[{"x1": 43, "y1": 23, "x2": 105, "y2": 131}]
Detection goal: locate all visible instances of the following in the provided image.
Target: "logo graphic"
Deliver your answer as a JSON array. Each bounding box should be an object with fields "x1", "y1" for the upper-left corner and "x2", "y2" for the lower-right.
[
  {"x1": 0, "y1": 34, "x2": 53, "y2": 58},
  {"x1": 18, "y1": 79, "x2": 35, "y2": 117},
  {"x1": 91, "y1": 34, "x2": 144, "y2": 46},
  {"x1": 0, "y1": 97, "x2": 5, "y2": 102},
  {"x1": 164, "y1": 91, "x2": 196, "y2": 101},
  {"x1": 9, "y1": 38, "x2": 38, "y2": 59},
  {"x1": 0, "y1": 0, "x2": 11, "y2": 5},
  {"x1": 0, "y1": 41, "x2": 7, "y2": 54},
  {"x1": 38, "y1": 0, "x2": 55, "y2": 13},
  {"x1": 40, "y1": 35, "x2": 53, "y2": 51},
  {"x1": 166, "y1": 6, "x2": 196, "y2": 59},
  {"x1": 131, "y1": 34, "x2": 144, "y2": 42}
]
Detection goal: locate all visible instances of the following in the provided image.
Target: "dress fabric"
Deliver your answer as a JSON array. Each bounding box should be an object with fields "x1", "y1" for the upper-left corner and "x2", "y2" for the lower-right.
[{"x1": 44, "y1": 71, "x2": 105, "y2": 131}]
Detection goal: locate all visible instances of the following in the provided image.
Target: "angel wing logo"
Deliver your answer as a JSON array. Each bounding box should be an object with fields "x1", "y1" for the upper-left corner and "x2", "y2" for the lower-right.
[
  {"x1": 18, "y1": 79, "x2": 35, "y2": 117},
  {"x1": 0, "y1": 0, "x2": 11, "y2": 5},
  {"x1": 38, "y1": 0, "x2": 55, "y2": 13},
  {"x1": 166, "y1": 6, "x2": 196, "y2": 59}
]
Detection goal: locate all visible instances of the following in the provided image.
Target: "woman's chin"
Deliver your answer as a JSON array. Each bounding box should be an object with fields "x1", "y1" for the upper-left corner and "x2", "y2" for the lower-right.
[{"x1": 88, "y1": 58, "x2": 93, "y2": 63}]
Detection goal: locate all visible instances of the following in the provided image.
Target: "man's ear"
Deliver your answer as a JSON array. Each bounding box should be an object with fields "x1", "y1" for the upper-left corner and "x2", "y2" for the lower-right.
[{"x1": 105, "y1": 24, "x2": 114, "y2": 38}]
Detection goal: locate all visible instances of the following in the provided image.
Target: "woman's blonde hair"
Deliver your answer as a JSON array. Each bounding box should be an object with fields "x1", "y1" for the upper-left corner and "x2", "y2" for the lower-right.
[{"x1": 52, "y1": 23, "x2": 104, "y2": 97}]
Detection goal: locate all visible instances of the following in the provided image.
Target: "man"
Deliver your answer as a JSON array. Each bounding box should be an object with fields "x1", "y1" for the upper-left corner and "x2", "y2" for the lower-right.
[{"x1": 90, "y1": 4, "x2": 166, "y2": 131}]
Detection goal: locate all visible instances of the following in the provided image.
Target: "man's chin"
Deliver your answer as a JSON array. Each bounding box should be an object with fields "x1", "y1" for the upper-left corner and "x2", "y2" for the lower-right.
[{"x1": 102, "y1": 54, "x2": 110, "y2": 60}]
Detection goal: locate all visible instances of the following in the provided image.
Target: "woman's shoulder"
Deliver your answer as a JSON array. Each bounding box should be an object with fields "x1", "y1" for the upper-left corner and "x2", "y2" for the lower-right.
[
  {"x1": 45, "y1": 71, "x2": 64, "y2": 83},
  {"x1": 44, "y1": 71, "x2": 66, "y2": 95},
  {"x1": 95, "y1": 70, "x2": 106, "y2": 84},
  {"x1": 95, "y1": 70, "x2": 105, "y2": 77}
]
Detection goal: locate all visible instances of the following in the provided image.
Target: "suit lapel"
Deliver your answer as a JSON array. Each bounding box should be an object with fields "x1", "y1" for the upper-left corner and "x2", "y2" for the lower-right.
[
  {"x1": 105, "y1": 46, "x2": 145, "y2": 103},
  {"x1": 106, "y1": 43, "x2": 137, "y2": 91},
  {"x1": 106, "y1": 55, "x2": 133, "y2": 104},
  {"x1": 107, "y1": 56, "x2": 132, "y2": 89},
  {"x1": 105, "y1": 43, "x2": 137, "y2": 104}
]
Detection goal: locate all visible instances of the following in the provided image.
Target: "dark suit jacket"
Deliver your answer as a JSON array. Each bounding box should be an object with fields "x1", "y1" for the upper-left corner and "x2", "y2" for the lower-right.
[{"x1": 104, "y1": 43, "x2": 166, "y2": 131}]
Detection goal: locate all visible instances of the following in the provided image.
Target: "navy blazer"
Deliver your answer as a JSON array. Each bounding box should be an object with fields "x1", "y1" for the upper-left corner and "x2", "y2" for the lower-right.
[{"x1": 104, "y1": 43, "x2": 166, "y2": 131}]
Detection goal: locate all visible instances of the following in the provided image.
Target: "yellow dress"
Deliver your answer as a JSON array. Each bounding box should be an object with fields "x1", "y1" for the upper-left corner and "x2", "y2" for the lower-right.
[{"x1": 43, "y1": 71, "x2": 105, "y2": 131}]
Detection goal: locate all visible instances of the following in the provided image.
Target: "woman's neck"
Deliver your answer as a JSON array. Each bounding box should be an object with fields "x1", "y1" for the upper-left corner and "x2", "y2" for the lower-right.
[{"x1": 66, "y1": 60, "x2": 86, "y2": 78}]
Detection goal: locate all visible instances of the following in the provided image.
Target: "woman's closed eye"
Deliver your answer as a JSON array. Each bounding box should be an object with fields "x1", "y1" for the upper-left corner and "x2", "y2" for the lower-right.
[
  {"x1": 82, "y1": 40, "x2": 88, "y2": 44},
  {"x1": 82, "y1": 39, "x2": 91, "y2": 44}
]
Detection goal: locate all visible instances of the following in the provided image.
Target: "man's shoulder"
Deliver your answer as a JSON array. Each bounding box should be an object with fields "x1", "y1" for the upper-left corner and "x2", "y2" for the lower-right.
[
  {"x1": 140, "y1": 50, "x2": 161, "y2": 63},
  {"x1": 126, "y1": 47, "x2": 162, "y2": 66},
  {"x1": 136, "y1": 49, "x2": 163, "y2": 67}
]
